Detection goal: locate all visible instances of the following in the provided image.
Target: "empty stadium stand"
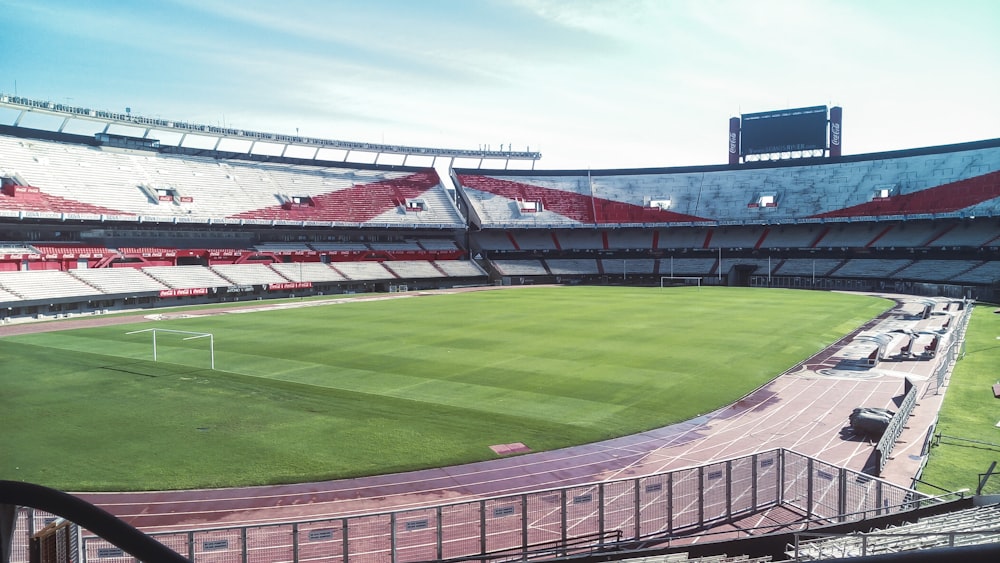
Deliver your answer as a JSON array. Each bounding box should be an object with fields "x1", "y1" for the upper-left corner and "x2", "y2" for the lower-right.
[
  {"x1": 68, "y1": 267, "x2": 169, "y2": 294},
  {"x1": 0, "y1": 270, "x2": 97, "y2": 301},
  {"x1": 0, "y1": 134, "x2": 464, "y2": 227},
  {"x1": 0, "y1": 122, "x2": 996, "y2": 319},
  {"x1": 141, "y1": 265, "x2": 231, "y2": 289},
  {"x1": 457, "y1": 141, "x2": 1000, "y2": 228},
  {"x1": 788, "y1": 502, "x2": 1000, "y2": 560},
  {"x1": 211, "y1": 263, "x2": 291, "y2": 286}
]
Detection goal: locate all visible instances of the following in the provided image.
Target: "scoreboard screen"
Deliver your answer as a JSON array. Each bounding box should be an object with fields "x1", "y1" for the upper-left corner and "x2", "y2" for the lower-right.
[{"x1": 740, "y1": 106, "x2": 828, "y2": 156}]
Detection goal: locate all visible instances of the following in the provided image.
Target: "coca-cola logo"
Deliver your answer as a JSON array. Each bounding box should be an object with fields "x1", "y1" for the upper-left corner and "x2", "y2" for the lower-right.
[
  {"x1": 728, "y1": 132, "x2": 738, "y2": 153},
  {"x1": 830, "y1": 123, "x2": 841, "y2": 145}
]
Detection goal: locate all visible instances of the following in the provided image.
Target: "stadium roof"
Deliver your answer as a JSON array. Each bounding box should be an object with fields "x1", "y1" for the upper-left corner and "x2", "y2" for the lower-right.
[{"x1": 0, "y1": 94, "x2": 543, "y2": 169}]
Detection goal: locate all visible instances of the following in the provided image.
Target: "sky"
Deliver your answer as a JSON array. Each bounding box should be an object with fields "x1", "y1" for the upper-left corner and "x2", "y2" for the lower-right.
[{"x1": 1, "y1": 0, "x2": 998, "y2": 170}]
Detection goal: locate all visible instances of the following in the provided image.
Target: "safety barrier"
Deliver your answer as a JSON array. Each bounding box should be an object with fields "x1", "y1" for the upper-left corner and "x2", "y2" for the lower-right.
[{"x1": 6, "y1": 449, "x2": 938, "y2": 563}]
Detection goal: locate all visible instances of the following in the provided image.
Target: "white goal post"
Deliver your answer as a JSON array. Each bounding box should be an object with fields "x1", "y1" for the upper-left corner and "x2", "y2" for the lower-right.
[
  {"x1": 660, "y1": 276, "x2": 702, "y2": 288},
  {"x1": 126, "y1": 328, "x2": 215, "y2": 370}
]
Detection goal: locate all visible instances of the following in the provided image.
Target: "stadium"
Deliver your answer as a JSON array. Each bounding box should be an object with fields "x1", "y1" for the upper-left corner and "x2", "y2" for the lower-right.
[{"x1": 0, "y1": 95, "x2": 998, "y2": 563}]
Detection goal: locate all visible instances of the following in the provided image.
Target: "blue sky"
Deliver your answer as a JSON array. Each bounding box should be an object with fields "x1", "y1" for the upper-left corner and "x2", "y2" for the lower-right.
[{"x1": 1, "y1": 0, "x2": 998, "y2": 169}]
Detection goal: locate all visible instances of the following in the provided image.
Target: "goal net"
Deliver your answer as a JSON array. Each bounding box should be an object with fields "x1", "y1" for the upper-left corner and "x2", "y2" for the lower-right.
[
  {"x1": 126, "y1": 328, "x2": 215, "y2": 370},
  {"x1": 660, "y1": 276, "x2": 702, "y2": 288}
]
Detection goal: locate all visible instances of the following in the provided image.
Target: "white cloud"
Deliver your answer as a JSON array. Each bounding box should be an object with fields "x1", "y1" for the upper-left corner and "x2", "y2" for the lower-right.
[{"x1": 2, "y1": 0, "x2": 998, "y2": 170}]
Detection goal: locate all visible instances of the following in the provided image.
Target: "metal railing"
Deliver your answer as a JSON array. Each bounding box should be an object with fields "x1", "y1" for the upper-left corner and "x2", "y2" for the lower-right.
[
  {"x1": 875, "y1": 379, "x2": 919, "y2": 476},
  {"x1": 6, "y1": 448, "x2": 939, "y2": 563}
]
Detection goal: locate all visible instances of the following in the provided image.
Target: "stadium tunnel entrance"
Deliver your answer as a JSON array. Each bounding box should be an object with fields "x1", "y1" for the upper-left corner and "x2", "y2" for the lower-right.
[{"x1": 729, "y1": 264, "x2": 756, "y2": 286}]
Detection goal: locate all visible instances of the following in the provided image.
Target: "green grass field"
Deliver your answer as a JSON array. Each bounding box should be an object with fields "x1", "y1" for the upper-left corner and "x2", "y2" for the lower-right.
[
  {"x1": 0, "y1": 286, "x2": 891, "y2": 491},
  {"x1": 919, "y1": 304, "x2": 1000, "y2": 495}
]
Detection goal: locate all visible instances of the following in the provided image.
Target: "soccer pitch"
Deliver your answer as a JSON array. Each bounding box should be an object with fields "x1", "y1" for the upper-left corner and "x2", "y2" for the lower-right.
[{"x1": 0, "y1": 286, "x2": 891, "y2": 491}]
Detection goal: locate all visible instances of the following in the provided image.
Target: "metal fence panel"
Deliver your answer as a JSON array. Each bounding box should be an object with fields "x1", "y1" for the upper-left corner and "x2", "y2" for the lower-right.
[
  {"x1": 879, "y1": 481, "x2": 917, "y2": 512},
  {"x1": 14, "y1": 449, "x2": 943, "y2": 563},
  {"x1": 729, "y1": 456, "x2": 756, "y2": 516},
  {"x1": 524, "y1": 490, "x2": 563, "y2": 548},
  {"x1": 809, "y1": 459, "x2": 842, "y2": 521},
  {"x1": 8, "y1": 508, "x2": 32, "y2": 563},
  {"x1": 154, "y1": 533, "x2": 193, "y2": 563},
  {"x1": 844, "y1": 473, "x2": 881, "y2": 519},
  {"x1": 394, "y1": 508, "x2": 439, "y2": 563},
  {"x1": 244, "y1": 524, "x2": 294, "y2": 562},
  {"x1": 782, "y1": 451, "x2": 811, "y2": 514},
  {"x1": 702, "y1": 461, "x2": 730, "y2": 525},
  {"x1": 601, "y1": 480, "x2": 636, "y2": 541},
  {"x1": 191, "y1": 528, "x2": 244, "y2": 562},
  {"x1": 439, "y1": 502, "x2": 481, "y2": 560},
  {"x1": 564, "y1": 484, "x2": 601, "y2": 541},
  {"x1": 82, "y1": 536, "x2": 132, "y2": 563},
  {"x1": 637, "y1": 473, "x2": 671, "y2": 539},
  {"x1": 345, "y1": 514, "x2": 392, "y2": 563},
  {"x1": 754, "y1": 450, "x2": 781, "y2": 510},
  {"x1": 295, "y1": 519, "x2": 344, "y2": 563},
  {"x1": 482, "y1": 497, "x2": 522, "y2": 556},
  {"x1": 667, "y1": 468, "x2": 701, "y2": 531}
]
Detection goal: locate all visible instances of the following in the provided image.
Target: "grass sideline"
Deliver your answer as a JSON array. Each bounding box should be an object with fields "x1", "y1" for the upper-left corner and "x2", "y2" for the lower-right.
[
  {"x1": 919, "y1": 304, "x2": 1000, "y2": 495},
  {"x1": 0, "y1": 286, "x2": 891, "y2": 491}
]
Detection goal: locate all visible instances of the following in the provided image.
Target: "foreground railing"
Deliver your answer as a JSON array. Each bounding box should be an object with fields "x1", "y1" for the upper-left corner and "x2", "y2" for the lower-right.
[{"x1": 6, "y1": 448, "x2": 942, "y2": 563}]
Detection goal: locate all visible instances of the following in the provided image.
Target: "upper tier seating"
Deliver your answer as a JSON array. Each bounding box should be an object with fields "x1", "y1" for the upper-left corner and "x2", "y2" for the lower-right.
[
  {"x1": 0, "y1": 135, "x2": 464, "y2": 227},
  {"x1": 932, "y1": 220, "x2": 1000, "y2": 247},
  {"x1": 0, "y1": 243, "x2": 38, "y2": 255},
  {"x1": 509, "y1": 231, "x2": 559, "y2": 250},
  {"x1": 817, "y1": 224, "x2": 897, "y2": 248},
  {"x1": 657, "y1": 228, "x2": 713, "y2": 249},
  {"x1": 254, "y1": 242, "x2": 314, "y2": 253},
  {"x1": 310, "y1": 242, "x2": 371, "y2": 252},
  {"x1": 555, "y1": 230, "x2": 605, "y2": 250},
  {"x1": 759, "y1": 225, "x2": 826, "y2": 248},
  {"x1": 370, "y1": 240, "x2": 423, "y2": 252},
  {"x1": 32, "y1": 244, "x2": 114, "y2": 255},
  {"x1": 456, "y1": 142, "x2": 1000, "y2": 227},
  {"x1": 606, "y1": 230, "x2": 655, "y2": 249},
  {"x1": 470, "y1": 231, "x2": 517, "y2": 251},
  {"x1": 418, "y1": 239, "x2": 461, "y2": 251}
]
